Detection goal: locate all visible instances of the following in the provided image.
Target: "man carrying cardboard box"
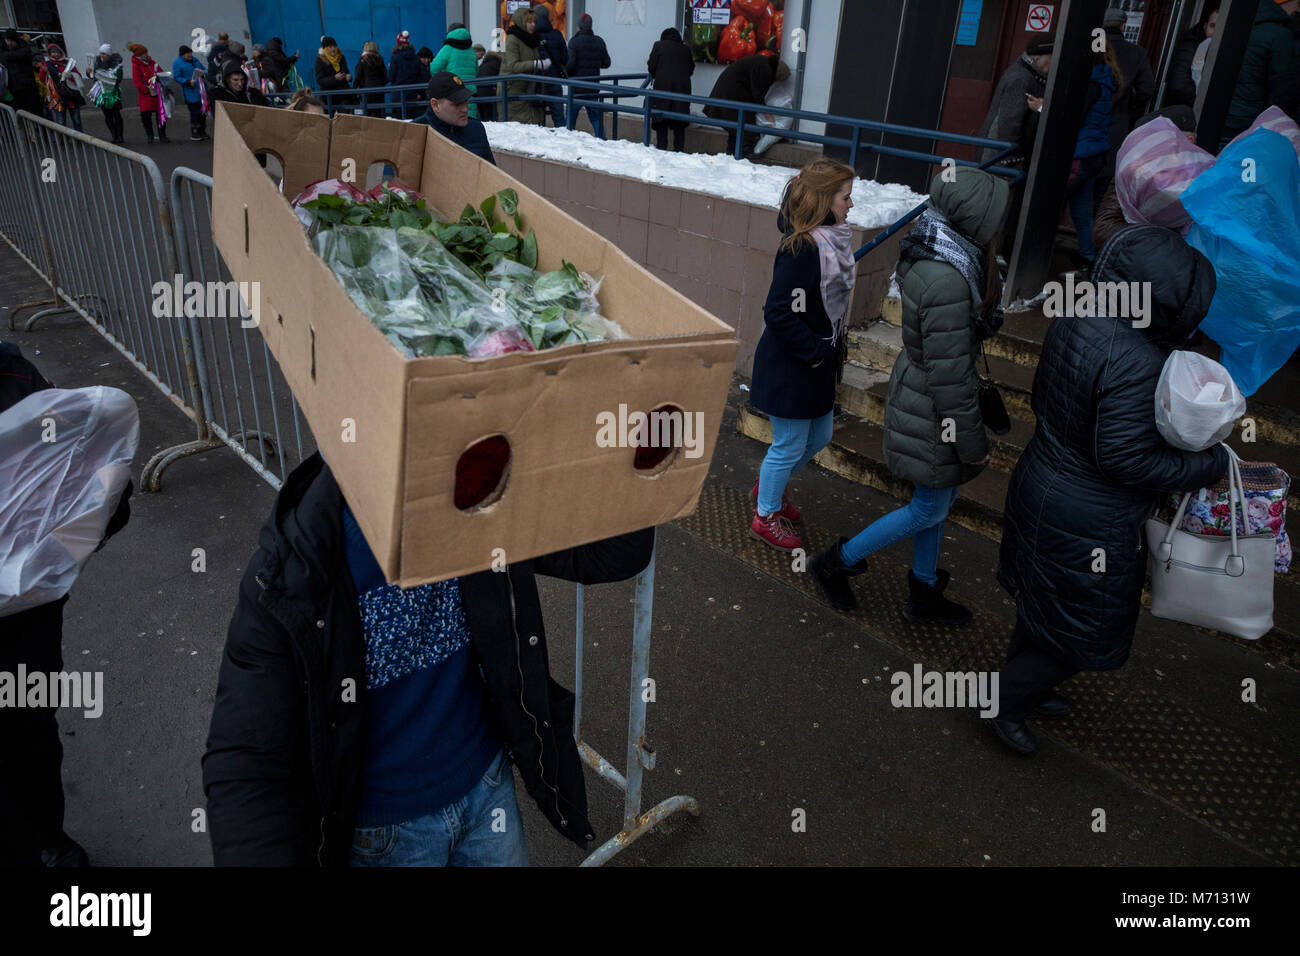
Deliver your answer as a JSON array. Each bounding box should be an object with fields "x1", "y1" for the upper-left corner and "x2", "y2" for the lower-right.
[
  {"x1": 419, "y1": 71, "x2": 496, "y2": 165},
  {"x1": 202, "y1": 452, "x2": 654, "y2": 866}
]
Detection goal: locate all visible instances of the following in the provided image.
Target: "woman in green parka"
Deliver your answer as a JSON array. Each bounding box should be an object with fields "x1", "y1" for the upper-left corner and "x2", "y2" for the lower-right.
[
  {"x1": 430, "y1": 23, "x2": 481, "y2": 118},
  {"x1": 501, "y1": 6, "x2": 548, "y2": 124},
  {"x1": 811, "y1": 167, "x2": 1009, "y2": 623}
]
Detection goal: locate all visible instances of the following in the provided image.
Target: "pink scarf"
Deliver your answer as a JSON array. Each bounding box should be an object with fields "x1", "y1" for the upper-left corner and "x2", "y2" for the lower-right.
[{"x1": 810, "y1": 223, "x2": 856, "y2": 344}]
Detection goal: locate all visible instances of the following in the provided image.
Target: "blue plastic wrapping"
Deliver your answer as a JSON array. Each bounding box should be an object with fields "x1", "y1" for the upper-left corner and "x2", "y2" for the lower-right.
[{"x1": 1181, "y1": 128, "x2": 1300, "y2": 397}]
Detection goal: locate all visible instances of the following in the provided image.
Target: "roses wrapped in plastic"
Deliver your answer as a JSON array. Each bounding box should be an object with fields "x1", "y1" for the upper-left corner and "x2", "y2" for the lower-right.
[{"x1": 293, "y1": 180, "x2": 627, "y2": 357}]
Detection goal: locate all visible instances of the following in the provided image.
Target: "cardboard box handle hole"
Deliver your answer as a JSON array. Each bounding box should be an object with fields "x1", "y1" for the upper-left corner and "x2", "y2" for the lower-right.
[
  {"x1": 633, "y1": 404, "x2": 684, "y2": 477},
  {"x1": 455, "y1": 435, "x2": 512, "y2": 511}
]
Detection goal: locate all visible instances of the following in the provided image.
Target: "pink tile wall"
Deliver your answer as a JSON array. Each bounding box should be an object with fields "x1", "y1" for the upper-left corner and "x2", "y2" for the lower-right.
[{"x1": 496, "y1": 150, "x2": 911, "y2": 376}]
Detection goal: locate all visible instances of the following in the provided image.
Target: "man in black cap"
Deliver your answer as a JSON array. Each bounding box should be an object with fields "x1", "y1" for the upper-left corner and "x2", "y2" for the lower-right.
[{"x1": 420, "y1": 71, "x2": 495, "y2": 164}]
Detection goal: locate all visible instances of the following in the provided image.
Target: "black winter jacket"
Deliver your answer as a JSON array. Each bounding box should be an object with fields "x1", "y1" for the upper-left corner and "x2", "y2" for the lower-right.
[
  {"x1": 353, "y1": 53, "x2": 387, "y2": 89},
  {"x1": 314, "y1": 52, "x2": 351, "y2": 92},
  {"x1": 420, "y1": 108, "x2": 497, "y2": 164},
  {"x1": 998, "y1": 226, "x2": 1230, "y2": 671},
  {"x1": 705, "y1": 54, "x2": 779, "y2": 121},
  {"x1": 648, "y1": 29, "x2": 694, "y2": 128},
  {"x1": 1164, "y1": 25, "x2": 1205, "y2": 108},
  {"x1": 567, "y1": 26, "x2": 610, "y2": 78},
  {"x1": 1226, "y1": 0, "x2": 1298, "y2": 134},
  {"x1": 0, "y1": 41, "x2": 37, "y2": 93},
  {"x1": 202, "y1": 454, "x2": 654, "y2": 865},
  {"x1": 1103, "y1": 28, "x2": 1156, "y2": 177},
  {"x1": 749, "y1": 210, "x2": 841, "y2": 420},
  {"x1": 387, "y1": 45, "x2": 424, "y2": 88},
  {"x1": 259, "y1": 41, "x2": 298, "y2": 86},
  {"x1": 211, "y1": 83, "x2": 268, "y2": 107}
]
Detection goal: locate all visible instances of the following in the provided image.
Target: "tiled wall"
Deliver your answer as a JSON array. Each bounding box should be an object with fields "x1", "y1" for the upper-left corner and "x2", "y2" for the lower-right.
[{"x1": 494, "y1": 150, "x2": 910, "y2": 376}]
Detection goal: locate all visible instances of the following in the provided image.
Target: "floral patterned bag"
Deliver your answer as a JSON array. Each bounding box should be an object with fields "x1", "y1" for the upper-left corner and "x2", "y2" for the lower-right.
[{"x1": 1157, "y1": 460, "x2": 1291, "y2": 573}]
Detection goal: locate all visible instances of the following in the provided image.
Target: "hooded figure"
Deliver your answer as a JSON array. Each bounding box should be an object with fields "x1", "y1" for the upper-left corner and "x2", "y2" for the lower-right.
[
  {"x1": 883, "y1": 169, "x2": 1008, "y2": 492},
  {"x1": 429, "y1": 25, "x2": 479, "y2": 118},
  {"x1": 211, "y1": 57, "x2": 268, "y2": 106},
  {"x1": 501, "y1": 6, "x2": 545, "y2": 124},
  {"x1": 648, "y1": 28, "x2": 694, "y2": 150},
  {"x1": 996, "y1": 226, "x2": 1229, "y2": 747},
  {"x1": 260, "y1": 36, "x2": 298, "y2": 88}
]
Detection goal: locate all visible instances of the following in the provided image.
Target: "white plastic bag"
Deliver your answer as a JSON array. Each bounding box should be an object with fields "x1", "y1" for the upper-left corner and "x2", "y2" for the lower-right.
[
  {"x1": 754, "y1": 77, "x2": 795, "y2": 156},
  {"x1": 0, "y1": 386, "x2": 139, "y2": 619},
  {"x1": 1154, "y1": 350, "x2": 1246, "y2": 452}
]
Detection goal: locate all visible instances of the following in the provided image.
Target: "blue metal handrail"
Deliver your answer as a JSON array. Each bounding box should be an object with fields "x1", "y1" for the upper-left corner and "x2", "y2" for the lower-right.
[
  {"x1": 263, "y1": 73, "x2": 1018, "y2": 180},
  {"x1": 263, "y1": 71, "x2": 1020, "y2": 262}
]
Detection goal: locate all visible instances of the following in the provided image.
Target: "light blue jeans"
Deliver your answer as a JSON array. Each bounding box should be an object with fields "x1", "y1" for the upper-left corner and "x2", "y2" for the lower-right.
[
  {"x1": 757, "y1": 412, "x2": 834, "y2": 516},
  {"x1": 348, "y1": 749, "x2": 529, "y2": 867},
  {"x1": 839, "y1": 484, "x2": 961, "y2": 584}
]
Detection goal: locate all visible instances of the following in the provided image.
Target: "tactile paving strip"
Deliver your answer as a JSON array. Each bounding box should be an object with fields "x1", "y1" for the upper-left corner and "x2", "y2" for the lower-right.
[
  {"x1": 1084, "y1": 686, "x2": 1299, "y2": 863},
  {"x1": 673, "y1": 479, "x2": 1298, "y2": 863}
]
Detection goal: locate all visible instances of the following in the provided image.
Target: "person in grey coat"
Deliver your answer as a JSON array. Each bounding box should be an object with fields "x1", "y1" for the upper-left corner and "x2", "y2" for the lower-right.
[
  {"x1": 978, "y1": 36, "x2": 1052, "y2": 164},
  {"x1": 977, "y1": 35, "x2": 1051, "y2": 244},
  {"x1": 811, "y1": 168, "x2": 1008, "y2": 622}
]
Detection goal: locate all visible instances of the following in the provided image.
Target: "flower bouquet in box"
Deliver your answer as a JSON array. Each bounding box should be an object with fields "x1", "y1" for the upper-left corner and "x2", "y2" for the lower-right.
[{"x1": 293, "y1": 181, "x2": 627, "y2": 358}]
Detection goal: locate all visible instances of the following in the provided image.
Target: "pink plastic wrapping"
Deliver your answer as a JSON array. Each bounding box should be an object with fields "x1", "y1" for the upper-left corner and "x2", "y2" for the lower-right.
[{"x1": 1115, "y1": 117, "x2": 1215, "y2": 233}]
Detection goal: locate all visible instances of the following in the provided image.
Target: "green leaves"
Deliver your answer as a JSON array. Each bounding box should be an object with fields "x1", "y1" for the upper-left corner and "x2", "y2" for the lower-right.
[{"x1": 311, "y1": 188, "x2": 624, "y2": 358}]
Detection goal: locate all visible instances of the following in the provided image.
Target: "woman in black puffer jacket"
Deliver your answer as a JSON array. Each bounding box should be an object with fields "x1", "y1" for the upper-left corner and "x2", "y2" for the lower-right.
[{"x1": 991, "y1": 225, "x2": 1230, "y2": 754}]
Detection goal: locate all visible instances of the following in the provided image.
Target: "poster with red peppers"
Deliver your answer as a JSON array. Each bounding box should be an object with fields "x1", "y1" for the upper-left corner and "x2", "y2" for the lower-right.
[{"x1": 688, "y1": 0, "x2": 785, "y2": 65}]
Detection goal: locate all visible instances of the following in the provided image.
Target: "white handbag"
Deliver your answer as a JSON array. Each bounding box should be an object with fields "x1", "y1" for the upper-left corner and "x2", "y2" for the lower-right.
[{"x1": 1144, "y1": 446, "x2": 1275, "y2": 640}]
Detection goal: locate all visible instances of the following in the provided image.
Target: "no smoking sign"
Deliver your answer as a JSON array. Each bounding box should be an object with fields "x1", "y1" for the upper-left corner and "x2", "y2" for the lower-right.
[{"x1": 1026, "y1": 4, "x2": 1054, "y2": 31}]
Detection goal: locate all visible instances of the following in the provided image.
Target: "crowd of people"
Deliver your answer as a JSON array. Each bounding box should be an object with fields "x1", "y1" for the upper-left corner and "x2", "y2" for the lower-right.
[{"x1": 979, "y1": 1, "x2": 1299, "y2": 273}]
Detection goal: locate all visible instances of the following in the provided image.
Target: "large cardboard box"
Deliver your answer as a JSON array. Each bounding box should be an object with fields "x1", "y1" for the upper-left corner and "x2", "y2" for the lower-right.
[{"x1": 210, "y1": 103, "x2": 738, "y2": 586}]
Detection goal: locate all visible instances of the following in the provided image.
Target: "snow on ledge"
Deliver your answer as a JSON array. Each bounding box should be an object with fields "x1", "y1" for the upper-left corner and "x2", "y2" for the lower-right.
[{"x1": 482, "y1": 121, "x2": 927, "y2": 231}]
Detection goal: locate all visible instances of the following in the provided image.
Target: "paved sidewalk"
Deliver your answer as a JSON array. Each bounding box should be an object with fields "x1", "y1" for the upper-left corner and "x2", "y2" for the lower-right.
[{"x1": 2, "y1": 237, "x2": 1295, "y2": 867}]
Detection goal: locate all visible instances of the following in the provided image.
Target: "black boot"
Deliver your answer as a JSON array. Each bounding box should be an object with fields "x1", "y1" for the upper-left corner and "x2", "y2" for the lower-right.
[
  {"x1": 810, "y1": 537, "x2": 869, "y2": 611},
  {"x1": 985, "y1": 717, "x2": 1038, "y2": 754},
  {"x1": 904, "y1": 569, "x2": 972, "y2": 625}
]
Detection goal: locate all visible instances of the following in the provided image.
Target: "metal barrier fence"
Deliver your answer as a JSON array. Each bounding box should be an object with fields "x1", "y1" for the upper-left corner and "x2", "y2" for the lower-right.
[
  {"x1": 0, "y1": 104, "x2": 214, "y2": 485},
  {"x1": 0, "y1": 105, "x2": 53, "y2": 279},
  {"x1": 168, "y1": 168, "x2": 314, "y2": 488}
]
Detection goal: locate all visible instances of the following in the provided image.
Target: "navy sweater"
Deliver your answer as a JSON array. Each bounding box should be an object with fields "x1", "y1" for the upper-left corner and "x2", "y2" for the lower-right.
[{"x1": 343, "y1": 507, "x2": 497, "y2": 827}]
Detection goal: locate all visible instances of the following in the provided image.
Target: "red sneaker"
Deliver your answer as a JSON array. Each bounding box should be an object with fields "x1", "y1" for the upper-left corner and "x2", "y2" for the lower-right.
[
  {"x1": 750, "y1": 479, "x2": 802, "y2": 523},
  {"x1": 749, "y1": 511, "x2": 803, "y2": 552}
]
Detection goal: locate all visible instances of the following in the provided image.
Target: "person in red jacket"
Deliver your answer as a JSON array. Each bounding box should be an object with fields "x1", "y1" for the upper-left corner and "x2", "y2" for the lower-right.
[{"x1": 127, "y1": 42, "x2": 170, "y2": 144}]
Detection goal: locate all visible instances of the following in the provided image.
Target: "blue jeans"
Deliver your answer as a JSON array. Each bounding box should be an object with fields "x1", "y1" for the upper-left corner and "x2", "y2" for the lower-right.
[
  {"x1": 348, "y1": 749, "x2": 529, "y2": 867},
  {"x1": 1067, "y1": 156, "x2": 1104, "y2": 261},
  {"x1": 757, "y1": 412, "x2": 834, "y2": 516},
  {"x1": 582, "y1": 106, "x2": 605, "y2": 139},
  {"x1": 57, "y1": 106, "x2": 83, "y2": 132},
  {"x1": 839, "y1": 484, "x2": 961, "y2": 584}
]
